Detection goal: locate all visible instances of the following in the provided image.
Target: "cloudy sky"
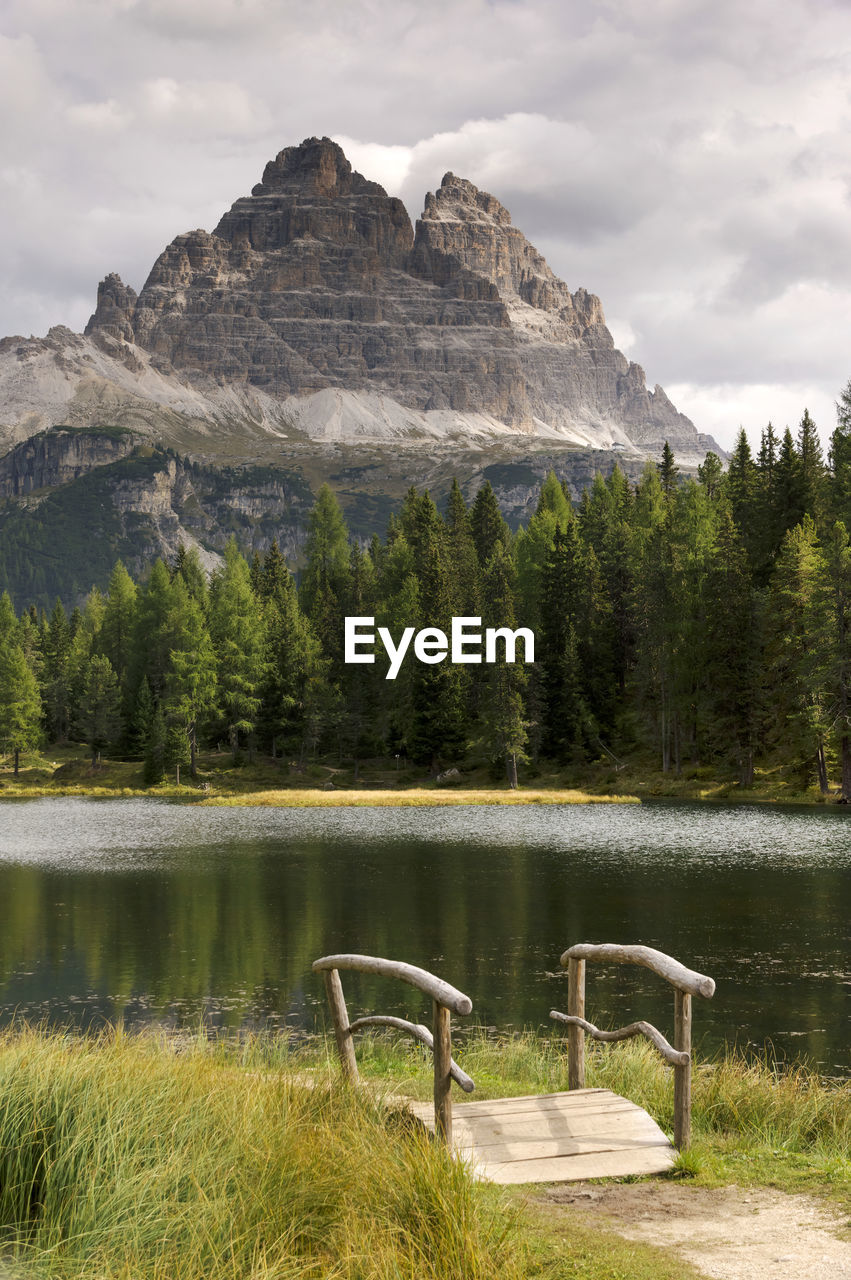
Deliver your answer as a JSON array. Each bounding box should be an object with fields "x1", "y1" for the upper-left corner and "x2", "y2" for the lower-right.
[{"x1": 2, "y1": 0, "x2": 850, "y2": 451}]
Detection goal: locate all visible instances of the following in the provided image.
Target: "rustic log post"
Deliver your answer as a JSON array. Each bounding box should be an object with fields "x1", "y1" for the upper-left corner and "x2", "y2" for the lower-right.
[
  {"x1": 673, "y1": 988, "x2": 692, "y2": 1148},
  {"x1": 324, "y1": 967, "x2": 358, "y2": 1083},
  {"x1": 567, "y1": 956, "x2": 585, "y2": 1090},
  {"x1": 432, "y1": 1000, "x2": 453, "y2": 1147}
]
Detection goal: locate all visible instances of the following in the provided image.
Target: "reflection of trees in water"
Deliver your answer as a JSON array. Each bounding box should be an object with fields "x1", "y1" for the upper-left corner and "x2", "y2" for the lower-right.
[{"x1": 0, "y1": 832, "x2": 848, "y2": 1071}]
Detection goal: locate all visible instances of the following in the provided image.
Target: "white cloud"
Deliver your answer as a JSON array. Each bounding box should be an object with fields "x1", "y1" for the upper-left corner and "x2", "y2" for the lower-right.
[
  {"x1": 67, "y1": 99, "x2": 132, "y2": 131},
  {"x1": 2, "y1": 0, "x2": 851, "y2": 442}
]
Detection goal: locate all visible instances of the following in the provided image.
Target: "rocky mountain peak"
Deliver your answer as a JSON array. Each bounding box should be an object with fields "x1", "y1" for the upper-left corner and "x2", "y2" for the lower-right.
[
  {"x1": 415, "y1": 170, "x2": 598, "y2": 325},
  {"x1": 250, "y1": 136, "x2": 383, "y2": 200},
  {"x1": 422, "y1": 172, "x2": 514, "y2": 227},
  {"x1": 68, "y1": 136, "x2": 719, "y2": 458}
]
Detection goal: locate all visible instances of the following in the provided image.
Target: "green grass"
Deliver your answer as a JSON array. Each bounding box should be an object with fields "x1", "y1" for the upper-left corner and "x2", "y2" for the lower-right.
[
  {"x1": 327, "y1": 1030, "x2": 851, "y2": 1200},
  {"x1": 3, "y1": 742, "x2": 838, "y2": 807},
  {"x1": 0, "y1": 1027, "x2": 709, "y2": 1280}
]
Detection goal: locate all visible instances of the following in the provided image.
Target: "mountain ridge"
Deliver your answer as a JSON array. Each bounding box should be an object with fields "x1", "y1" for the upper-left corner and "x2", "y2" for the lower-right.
[
  {"x1": 0, "y1": 135, "x2": 716, "y2": 463},
  {"x1": 0, "y1": 137, "x2": 722, "y2": 608}
]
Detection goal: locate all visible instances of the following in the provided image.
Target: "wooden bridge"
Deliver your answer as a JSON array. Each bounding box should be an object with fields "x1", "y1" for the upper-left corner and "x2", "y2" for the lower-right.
[{"x1": 312, "y1": 945, "x2": 715, "y2": 1185}]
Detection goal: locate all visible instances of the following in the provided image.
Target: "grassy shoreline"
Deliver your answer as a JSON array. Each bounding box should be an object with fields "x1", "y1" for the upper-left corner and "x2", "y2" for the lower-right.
[
  {"x1": 0, "y1": 1027, "x2": 846, "y2": 1279},
  {"x1": 2, "y1": 744, "x2": 848, "y2": 807}
]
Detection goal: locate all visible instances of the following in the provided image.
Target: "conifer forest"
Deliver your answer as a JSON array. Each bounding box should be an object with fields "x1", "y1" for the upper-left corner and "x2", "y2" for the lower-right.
[{"x1": 2, "y1": 391, "x2": 851, "y2": 796}]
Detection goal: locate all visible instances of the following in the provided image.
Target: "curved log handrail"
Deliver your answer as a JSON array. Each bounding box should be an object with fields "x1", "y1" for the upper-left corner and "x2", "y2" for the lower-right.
[
  {"x1": 349, "y1": 1015, "x2": 475, "y2": 1092},
  {"x1": 560, "y1": 944, "x2": 715, "y2": 1000},
  {"x1": 313, "y1": 954, "x2": 473, "y2": 1016},
  {"x1": 550, "y1": 1011, "x2": 689, "y2": 1067}
]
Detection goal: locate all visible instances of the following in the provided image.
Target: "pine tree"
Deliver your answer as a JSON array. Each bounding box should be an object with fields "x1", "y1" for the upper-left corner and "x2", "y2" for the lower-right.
[
  {"x1": 470, "y1": 480, "x2": 509, "y2": 567},
  {"x1": 765, "y1": 516, "x2": 834, "y2": 791},
  {"x1": 657, "y1": 442, "x2": 678, "y2": 502},
  {"x1": 75, "y1": 654, "x2": 122, "y2": 766},
  {"x1": 704, "y1": 510, "x2": 761, "y2": 784},
  {"x1": 208, "y1": 538, "x2": 265, "y2": 760},
  {"x1": 830, "y1": 379, "x2": 851, "y2": 525},
  {"x1": 261, "y1": 557, "x2": 326, "y2": 764},
  {"x1": 697, "y1": 452, "x2": 724, "y2": 500},
  {"x1": 0, "y1": 598, "x2": 42, "y2": 775},
  {"x1": 726, "y1": 429, "x2": 759, "y2": 561},
  {"x1": 299, "y1": 485, "x2": 350, "y2": 650},
  {"x1": 164, "y1": 577, "x2": 218, "y2": 777},
  {"x1": 100, "y1": 561, "x2": 137, "y2": 690},
  {"x1": 478, "y1": 542, "x2": 528, "y2": 786},
  {"x1": 796, "y1": 409, "x2": 826, "y2": 527},
  {"x1": 129, "y1": 561, "x2": 177, "y2": 704},
  {"x1": 825, "y1": 522, "x2": 851, "y2": 799},
  {"x1": 774, "y1": 427, "x2": 805, "y2": 540},
  {"x1": 538, "y1": 518, "x2": 594, "y2": 761},
  {"x1": 515, "y1": 471, "x2": 572, "y2": 632},
  {"x1": 406, "y1": 494, "x2": 468, "y2": 767},
  {"x1": 443, "y1": 478, "x2": 480, "y2": 616},
  {"x1": 42, "y1": 601, "x2": 73, "y2": 742}
]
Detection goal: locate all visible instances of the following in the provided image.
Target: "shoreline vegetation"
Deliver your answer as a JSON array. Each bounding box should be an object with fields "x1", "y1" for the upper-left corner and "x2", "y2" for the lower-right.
[
  {"x1": 0, "y1": 1026, "x2": 846, "y2": 1279},
  {"x1": 1, "y1": 744, "x2": 849, "y2": 806}
]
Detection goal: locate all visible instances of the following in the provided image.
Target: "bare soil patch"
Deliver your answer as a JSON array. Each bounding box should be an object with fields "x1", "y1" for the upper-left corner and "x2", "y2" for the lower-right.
[{"x1": 538, "y1": 1182, "x2": 851, "y2": 1280}]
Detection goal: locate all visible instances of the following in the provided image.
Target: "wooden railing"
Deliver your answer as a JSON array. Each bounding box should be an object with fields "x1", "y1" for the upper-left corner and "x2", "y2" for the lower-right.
[
  {"x1": 550, "y1": 943, "x2": 715, "y2": 1149},
  {"x1": 312, "y1": 953, "x2": 474, "y2": 1146}
]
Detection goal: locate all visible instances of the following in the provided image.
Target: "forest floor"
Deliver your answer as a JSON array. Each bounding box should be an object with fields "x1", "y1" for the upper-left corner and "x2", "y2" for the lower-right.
[{"x1": 0, "y1": 745, "x2": 843, "y2": 807}]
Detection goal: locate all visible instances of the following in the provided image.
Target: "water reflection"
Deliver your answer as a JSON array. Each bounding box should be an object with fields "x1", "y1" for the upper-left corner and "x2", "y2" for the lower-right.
[{"x1": 0, "y1": 798, "x2": 848, "y2": 1073}]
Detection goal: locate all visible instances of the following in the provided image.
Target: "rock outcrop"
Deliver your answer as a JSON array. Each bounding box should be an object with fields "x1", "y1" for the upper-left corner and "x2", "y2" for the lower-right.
[
  {"x1": 0, "y1": 136, "x2": 724, "y2": 608},
  {"x1": 80, "y1": 136, "x2": 715, "y2": 458}
]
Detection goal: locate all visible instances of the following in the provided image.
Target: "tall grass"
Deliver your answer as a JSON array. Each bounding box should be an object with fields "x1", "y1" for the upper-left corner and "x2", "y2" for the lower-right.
[
  {"x1": 0, "y1": 1027, "x2": 533, "y2": 1280},
  {"x1": 0, "y1": 1027, "x2": 847, "y2": 1279},
  {"x1": 339, "y1": 1029, "x2": 851, "y2": 1190}
]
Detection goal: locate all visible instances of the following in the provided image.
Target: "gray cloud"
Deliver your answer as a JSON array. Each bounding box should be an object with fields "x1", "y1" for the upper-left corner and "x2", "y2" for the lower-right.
[{"x1": 3, "y1": 0, "x2": 851, "y2": 447}]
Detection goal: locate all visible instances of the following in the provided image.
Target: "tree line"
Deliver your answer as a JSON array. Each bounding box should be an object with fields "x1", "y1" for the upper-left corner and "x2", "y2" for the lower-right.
[{"x1": 2, "y1": 385, "x2": 851, "y2": 793}]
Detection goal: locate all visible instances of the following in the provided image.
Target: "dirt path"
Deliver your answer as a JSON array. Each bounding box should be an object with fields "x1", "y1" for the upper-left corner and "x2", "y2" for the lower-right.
[{"x1": 538, "y1": 1183, "x2": 851, "y2": 1279}]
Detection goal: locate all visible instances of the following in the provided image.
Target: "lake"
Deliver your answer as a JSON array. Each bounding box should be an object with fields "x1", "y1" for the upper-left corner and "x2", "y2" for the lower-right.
[{"x1": 0, "y1": 797, "x2": 848, "y2": 1073}]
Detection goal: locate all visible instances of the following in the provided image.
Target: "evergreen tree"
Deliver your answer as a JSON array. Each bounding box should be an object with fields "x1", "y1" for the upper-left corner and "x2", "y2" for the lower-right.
[
  {"x1": 726, "y1": 429, "x2": 759, "y2": 559},
  {"x1": 830, "y1": 379, "x2": 851, "y2": 525},
  {"x1": 826, "y1": 522, "x2": 851, "y2": 799},
  {"x1": 515, "y1": 471, "x2": 572, "y2": 632},
  {"x1": 406, "y1": 493, "x2": 468, "y2": 767},
  {"x1": 765, "y1": 516, "x2": 834, "y2": 791},
  {"x1": 657, "y1": 442, "x2": 678, "y2": 502},
  {"x1": 796, "y1": 409, "x2": 826, "y2": 527},
  {"x1": 208, "y1": 538, "x2": 265, "y2": 760},
  {"x1": 337, "y1": 542, "x2": 380, "y2": 775},
  {"x1": 443, "y1": 478, "x2": 480, "y2": 616},
  {"x1": 175, "y1": 546, "x2": 209, "y2": 609},
  {"x1": 299, "y1": 485, "x2": 350, "y2": 658},
  {"x1": 774, "y1": 427, "x2": 805, "y2": 540},
  {"x1": 697, "y1": 452, "x2": 724, "y2": 500},
  {"x1": 470, "y1": 480, "x2": 509, "y2": 567},
  {"x1": 75, "y1": 654, "x2": 122, "y2": 766},
  {"x1": 129, "y1": 561, "x2": 177, "y2": 704},
  {"x1": 479, "y1": 542, "x2": 528, "y2": 786},
  {"x1": 704, "y1": 510, "x2": 761, "y2": 785},
  {"x1": 0, "y1": 597, "x2": 42, "y2": 775},
  {"x1": 261, "y1": 557, "x2": 326, "y2": 764},
  {"x1": 538, "y1": 518, "x2": 594, "y2": 761},
  {"x1": 42, "y1": 601, "x2": 73, "y2": 742},
  {"x1": 164, "y1": 577, "x2": 218, "y2": 777},
  {"x1": 100, "y1": 562, "x2": 137, "y2": 691}
]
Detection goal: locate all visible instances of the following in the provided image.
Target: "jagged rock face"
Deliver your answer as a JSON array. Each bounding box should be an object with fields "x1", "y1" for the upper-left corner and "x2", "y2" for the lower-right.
[
  {"x1": 82, "y1": 136, "x2": 710, "y2": 453},
  {"x1": 0, "y1": 427, "x2": 138, "y2": 498},
  {"x1": 88, "y1": 138, "x2": 526, "y2": 424},
  {"x1": 414, "y1": 173, "x2": 704, "y2": 452}
]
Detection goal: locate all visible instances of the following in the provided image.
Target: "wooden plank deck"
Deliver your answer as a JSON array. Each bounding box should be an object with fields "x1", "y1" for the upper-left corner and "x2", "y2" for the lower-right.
[{"x1": 408, "y1": 1088, "x2": 676, "y2": 1184}]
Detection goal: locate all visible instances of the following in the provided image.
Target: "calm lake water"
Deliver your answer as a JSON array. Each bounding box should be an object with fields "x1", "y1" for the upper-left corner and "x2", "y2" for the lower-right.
[{"x1": 0, "y1": 798, "x2": 848, "y2": 1073}]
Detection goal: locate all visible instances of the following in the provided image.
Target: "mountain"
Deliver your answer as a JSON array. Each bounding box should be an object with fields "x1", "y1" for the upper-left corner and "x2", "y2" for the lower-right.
[{"x1": 0, "y1": 137, "x2": 721, "y2": 607}]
